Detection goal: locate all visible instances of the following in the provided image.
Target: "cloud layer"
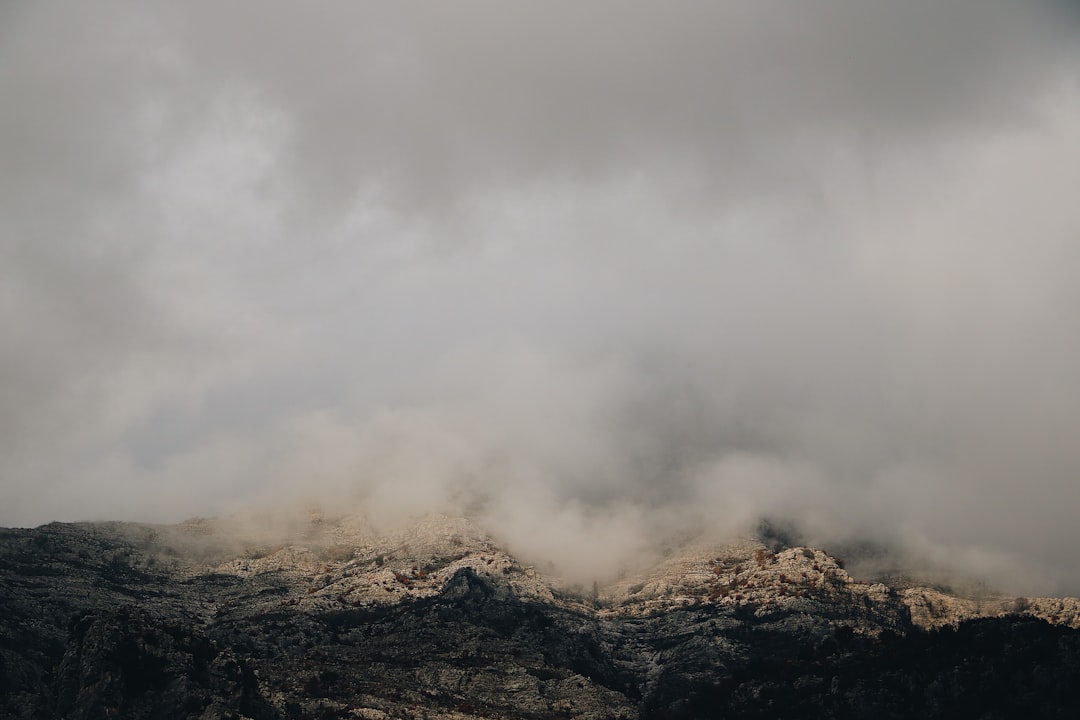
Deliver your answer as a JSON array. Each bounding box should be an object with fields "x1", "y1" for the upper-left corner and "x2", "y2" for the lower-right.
[{"x1": 3, "y1": 1, "x2": 1080, "y2": 593}]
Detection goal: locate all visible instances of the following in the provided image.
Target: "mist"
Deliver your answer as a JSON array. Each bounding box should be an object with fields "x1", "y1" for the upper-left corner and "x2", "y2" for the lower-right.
[{"x1": 3, "y1": 1, "x2": 1080, "y2": 594}]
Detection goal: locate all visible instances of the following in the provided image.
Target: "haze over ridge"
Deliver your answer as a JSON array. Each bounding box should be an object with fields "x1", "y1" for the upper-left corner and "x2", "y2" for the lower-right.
[{"x1": 2, "y1": 1, "x2": 1080, "y2": 594}]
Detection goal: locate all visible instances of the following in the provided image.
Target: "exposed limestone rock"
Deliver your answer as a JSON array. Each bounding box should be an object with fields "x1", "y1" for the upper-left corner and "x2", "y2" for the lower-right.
[
  {"x1": 2, "y1": 515, "x2": 1079, "y2": 719},
  {"x1": 901, "y1": 586, "x2": 1080, "y2": 631}
]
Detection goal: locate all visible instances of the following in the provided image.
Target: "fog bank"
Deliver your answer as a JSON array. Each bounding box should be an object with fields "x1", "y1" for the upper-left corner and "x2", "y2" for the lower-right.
[{"x1": 3, "y1": 1, "x2": 1080, "y2": 594}]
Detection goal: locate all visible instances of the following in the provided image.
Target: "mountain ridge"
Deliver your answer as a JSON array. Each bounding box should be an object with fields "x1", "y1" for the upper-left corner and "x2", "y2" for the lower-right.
[{"x1": 3, "y1": 514, "x2": 1080, "y2": 718}]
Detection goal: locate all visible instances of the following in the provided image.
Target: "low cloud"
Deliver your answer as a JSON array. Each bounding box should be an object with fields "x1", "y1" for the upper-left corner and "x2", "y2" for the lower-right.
[{"x1": 2, "y1": 1, "x2": 1080, "y2": 594}]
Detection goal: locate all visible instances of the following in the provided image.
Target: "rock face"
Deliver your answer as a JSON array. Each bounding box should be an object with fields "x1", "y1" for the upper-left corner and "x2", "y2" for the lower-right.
[{"x1": 2, "y1": 515, "x2": 1080, "y2": 719}]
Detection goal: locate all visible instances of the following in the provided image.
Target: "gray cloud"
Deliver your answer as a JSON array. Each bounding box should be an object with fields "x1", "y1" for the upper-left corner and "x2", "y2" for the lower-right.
[
  {"x1": 2, "y1": 1, "x2": 1080, "y2": 593},
  {"x1": 143, "y1": 1, "x2": 1073, "y2": 216}
]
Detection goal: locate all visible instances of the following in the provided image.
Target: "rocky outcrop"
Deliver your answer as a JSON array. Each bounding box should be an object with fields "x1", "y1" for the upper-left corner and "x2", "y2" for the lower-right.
[{"x1": 2, "y1": 516, "x2": 1079, "y2": 718}]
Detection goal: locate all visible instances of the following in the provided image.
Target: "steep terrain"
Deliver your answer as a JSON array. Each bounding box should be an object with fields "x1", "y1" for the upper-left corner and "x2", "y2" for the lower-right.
[{"x1": 2, "y1": 514, "x2": 1079, "y2": 719}]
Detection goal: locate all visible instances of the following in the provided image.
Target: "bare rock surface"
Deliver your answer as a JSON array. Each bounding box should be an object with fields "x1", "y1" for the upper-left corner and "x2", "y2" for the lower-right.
[{"x1": 2, "y1": 514, "x2": 1080, "y2": 718}]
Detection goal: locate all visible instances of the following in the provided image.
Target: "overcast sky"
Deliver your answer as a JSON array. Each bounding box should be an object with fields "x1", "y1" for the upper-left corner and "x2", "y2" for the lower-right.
[{"x1": 3, "y1": 1, "x2": 1080, "y2": 593}]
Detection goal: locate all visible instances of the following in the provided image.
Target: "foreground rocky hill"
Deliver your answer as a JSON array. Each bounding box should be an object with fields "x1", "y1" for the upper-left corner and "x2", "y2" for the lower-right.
[{"x1": 2, "y1": 514, "x2": 1079, "y2": 719}]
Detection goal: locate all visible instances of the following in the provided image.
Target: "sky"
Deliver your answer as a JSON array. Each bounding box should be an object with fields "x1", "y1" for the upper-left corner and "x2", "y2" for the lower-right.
[{"x1": 2, "y1": 1, "x2": 1080, "y2": 593}]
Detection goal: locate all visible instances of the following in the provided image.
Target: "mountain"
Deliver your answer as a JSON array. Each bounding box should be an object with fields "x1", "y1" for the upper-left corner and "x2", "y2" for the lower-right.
[{"x1": 2, "y1": 514, "x2": 1079, "y2": 719}]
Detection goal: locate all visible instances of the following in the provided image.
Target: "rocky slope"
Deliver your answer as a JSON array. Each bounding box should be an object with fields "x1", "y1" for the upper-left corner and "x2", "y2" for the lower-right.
[{"x1": 2, "y1": 514, "x2": 1079, "y2": 719}]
